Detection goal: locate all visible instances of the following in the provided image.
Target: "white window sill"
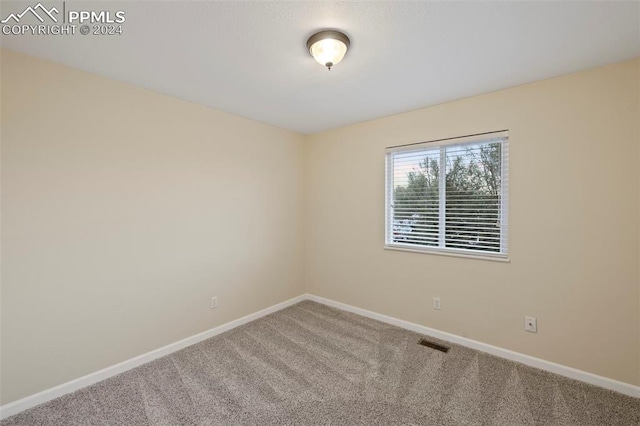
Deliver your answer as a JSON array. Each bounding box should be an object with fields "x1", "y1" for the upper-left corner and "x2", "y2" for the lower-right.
[{"x1": 384, "y1": 244, "x2": 510, "y2": 263}]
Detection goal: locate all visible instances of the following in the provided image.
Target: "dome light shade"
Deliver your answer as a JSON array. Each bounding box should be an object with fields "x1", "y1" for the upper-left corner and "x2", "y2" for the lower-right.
[{"x1": 307, "y1": 30, "x2": 350, "y2": 70}]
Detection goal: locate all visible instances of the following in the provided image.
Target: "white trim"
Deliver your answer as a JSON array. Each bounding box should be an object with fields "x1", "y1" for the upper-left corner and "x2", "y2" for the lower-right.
[
  {"x1": 2, "y1": 292, "x2": 637, "y2": 420},
  {"x1": 0, "y1": 294, "x2": 306, "y2": 420},
  {"x1": 385, "y1": 130, "x2": 509, "y2": 153},
  {"x1": 500, "y1": 138, "x2": 509, "y2": 254},
  {"x1": 385, "y1": 133, "x2": 509, "y2": 259},
  {"x1": 306, "y1": 294, "x2": 640, "y2": 398},
  {"x1": 384, "y1": 153, "x2": 393, "y2": 246},
  {"x1": 384, "y1": 244, "x2": 510, "y2": 262}
]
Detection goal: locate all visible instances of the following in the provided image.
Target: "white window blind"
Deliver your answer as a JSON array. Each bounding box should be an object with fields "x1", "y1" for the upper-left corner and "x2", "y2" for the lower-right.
[{"x1": 385, "y1": 131, "x2": 508, "y2": 259}]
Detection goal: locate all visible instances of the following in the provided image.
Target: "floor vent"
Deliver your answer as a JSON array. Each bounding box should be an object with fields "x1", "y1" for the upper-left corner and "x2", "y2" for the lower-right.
[{"x1": 418, "y1": 338, "x2": 450, "y2": 353}]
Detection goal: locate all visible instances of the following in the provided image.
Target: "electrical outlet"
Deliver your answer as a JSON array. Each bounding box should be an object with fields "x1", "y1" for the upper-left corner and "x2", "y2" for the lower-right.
[
  {"x1": 524, "y1": 316, "x2": 537, "y2": 333},
  {"x1": 433, "y1": 297, "x2": 441, "y2": 310},
  {"x1": 210, "y1": 296, "x2": 218, "y2": 309}
]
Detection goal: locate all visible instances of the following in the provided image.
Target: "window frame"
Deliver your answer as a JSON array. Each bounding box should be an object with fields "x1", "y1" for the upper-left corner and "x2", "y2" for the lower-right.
[{"x1": 384, "y1": 130, "x2": 509, "y2": 262}]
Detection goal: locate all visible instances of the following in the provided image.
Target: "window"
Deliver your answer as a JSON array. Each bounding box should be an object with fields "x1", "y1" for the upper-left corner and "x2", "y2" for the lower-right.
[{"x1": 385, "y1": 131, "x2": 508, "y2": 260}]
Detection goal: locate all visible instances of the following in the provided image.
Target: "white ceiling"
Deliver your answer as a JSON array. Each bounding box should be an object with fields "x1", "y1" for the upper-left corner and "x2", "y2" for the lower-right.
[{"x1": 2, "y1": 1, "x2": 639, "y2": 134}]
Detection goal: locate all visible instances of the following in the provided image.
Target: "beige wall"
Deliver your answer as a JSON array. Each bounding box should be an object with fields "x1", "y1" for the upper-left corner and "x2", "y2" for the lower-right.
[
  {"x1": 306, "y1": 59, "x2": 640, "y2": 386},
  {"x1": 2, "y1": 49, "x2": 639, "y2": 405},
  {"x1": 0, "y1": 49, "x2": 306, "y2": 404}
]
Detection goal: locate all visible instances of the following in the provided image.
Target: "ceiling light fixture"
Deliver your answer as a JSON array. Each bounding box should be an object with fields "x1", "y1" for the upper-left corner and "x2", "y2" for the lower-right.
[{"x1": 306, "y1": 30, "x2": 350, "y2": 71}]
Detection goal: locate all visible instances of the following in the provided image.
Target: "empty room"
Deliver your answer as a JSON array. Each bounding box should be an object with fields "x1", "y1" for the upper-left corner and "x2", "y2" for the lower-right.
[{"x1": 1, "y1": 1, "x2": 639, "y2": 424}]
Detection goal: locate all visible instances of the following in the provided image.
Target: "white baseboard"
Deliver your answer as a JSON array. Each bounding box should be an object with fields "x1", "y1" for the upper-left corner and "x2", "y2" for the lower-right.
[
  {"x1": 306, "y1": 293, "x2": 640, "y2": 398},
  {"x1": 0, "y1": 294, "x2": 306, "y2": 420},
  {"x1": 2, "y1": 292, "x2": 638, "y2": 420}
]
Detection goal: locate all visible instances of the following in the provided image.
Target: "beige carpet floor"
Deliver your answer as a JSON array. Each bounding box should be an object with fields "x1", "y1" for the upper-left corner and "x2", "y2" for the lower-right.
[{"x1": 2, "y1": 300, "x2": 639, "y2": 425}]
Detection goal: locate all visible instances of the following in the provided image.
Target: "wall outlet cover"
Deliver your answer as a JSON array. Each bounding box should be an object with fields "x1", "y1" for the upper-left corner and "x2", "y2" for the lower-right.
[{"x1": 525, "y1": 316, "x2": 537, "y2": 333}]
